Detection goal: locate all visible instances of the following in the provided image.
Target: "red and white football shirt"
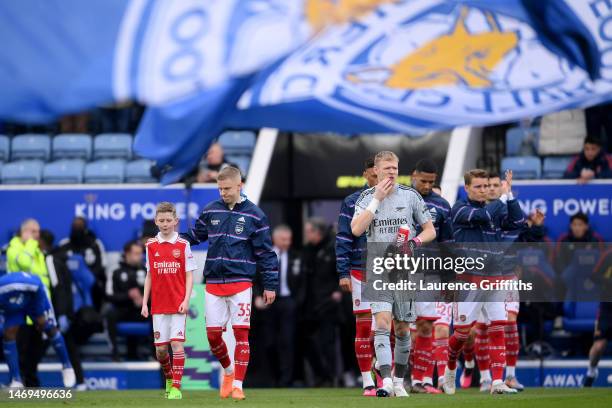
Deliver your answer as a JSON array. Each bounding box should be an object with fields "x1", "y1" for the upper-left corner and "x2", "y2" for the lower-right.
[{"x1": 146, "y1": 232, "x2": 197, "y2": 314}]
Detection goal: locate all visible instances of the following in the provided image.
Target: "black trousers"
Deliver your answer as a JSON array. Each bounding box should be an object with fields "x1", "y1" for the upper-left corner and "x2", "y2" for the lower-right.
[
  {"x1": 105, "y1": 306, "x2": 143, "y2": 359},
  {"x1": 17, "y1": 325, "x2": 46, "y2": 387},
  {"x1": 17, "y1": 324, "x2": 86, "y2": 386},
  {"x1": 263, "y1": 297, "x2": 297, "y2": 387}
]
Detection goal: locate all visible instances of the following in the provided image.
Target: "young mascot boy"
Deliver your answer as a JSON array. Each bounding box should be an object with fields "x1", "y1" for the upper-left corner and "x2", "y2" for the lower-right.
[{"x1": 142, "y1": 202, "x2": 196, "y2": 400}]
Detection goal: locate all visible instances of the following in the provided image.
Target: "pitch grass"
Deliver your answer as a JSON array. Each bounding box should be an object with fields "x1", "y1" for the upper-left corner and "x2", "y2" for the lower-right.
[{"x1": 2, "y1": 388, "x2": 612, "y2": 408}]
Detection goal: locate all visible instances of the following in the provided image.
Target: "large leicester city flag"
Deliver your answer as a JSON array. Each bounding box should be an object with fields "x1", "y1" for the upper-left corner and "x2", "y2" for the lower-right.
[{"x1": 0, "y1": 0, "x2": 611, "y2": 182}]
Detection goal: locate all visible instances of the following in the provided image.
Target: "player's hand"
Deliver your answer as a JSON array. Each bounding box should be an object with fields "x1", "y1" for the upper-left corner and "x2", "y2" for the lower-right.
[
  {"x1": 531, "y1": 208, "x2": 545, "y2": 226},
  {"x1": 374, "y1": 177, "x2": 394, "y2": 201},
  {"x1": 141, "y1": 304, "x2": 149, "y2": 318},
  {"x1": 178, "y1": 300, "x2": 189, "y2": 314},
  {"x1": 254, "y1": 296, "x2": 267, "y2": 310},
  {"x1": 504, "y1": 169, "x2": 513, "y2": 190},
  {"x1": 339, "y1": 277, "x2": 352, "y2": 292},
  {"x1": 580, "y1": 168, "x2": 595, "y2": 180},
  {"x1": 331, "y1": 291, "x2": 342, "y2": 303},
  {"x1": 263, "y1": 290, "x2": 276, "y2": 305}
]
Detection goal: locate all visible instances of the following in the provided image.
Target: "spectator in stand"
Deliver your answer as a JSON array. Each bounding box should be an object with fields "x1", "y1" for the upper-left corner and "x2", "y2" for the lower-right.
[
  {"x1": 563, "y1": 137, "x2": 612, "y2": 183},
  {"x1": 59, "y1": 217, "x2": 107, "y2": 310},
  {"x1": 106, "y1": 240, "x2": 148, "y2": 361},
  {"x1": 196, "y1": 143, "x2": 238, "y2": 183},
  {"x1": 554, "y1": 212, "x2": 604, "y2": 273}
]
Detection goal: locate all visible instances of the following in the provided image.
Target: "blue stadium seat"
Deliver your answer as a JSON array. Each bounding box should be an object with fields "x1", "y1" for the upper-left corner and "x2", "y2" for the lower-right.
[
  {"x1": 501, "y1": 156, "x2": 541, "y2": 179},
  {"x1": 11, "y1": 134, "x2": 51, "y2": 161},
  {"x1": 562, "y1": 301, "x2": 599, "y2": 333},
  {"x1": 117, "y1": 322, "x2": 151, "y2": 337},
  {"x1": 542, "y1": 156, "x2": 574, "y2": 179},
  {"x1": 84, "y1": 159, "x2": 125, "y2": 184},
  {"x1": 43, "y1": 160, "x2": 85, "y2": 184},
  {"x1": 125, "y1": 159, "x2": 156, "y2": 183},
  {"x1": 1, "y1": 160, "x2": 44, "y2": 184},
  {"x1": 52, "y1": 133, "x2": 92, "y2": 160},
  {"x1": 0, "y1": 135, "x2": 9, "y2": 161},
  {"x1": 218, "y1": 131, "x2": 256, "y2": 155},
  {"x1": 93, "y1": 133, "x2": 132, "y2": 160},
  {"x1": 561, "y1": 249, "x2": 600, "y2": 301},
  {"x1": 226, "y1": 155, "x2": 251, "y2": 175},
  {"x1": 505, "y1": 126, "x2": 539, "y2": 156}
]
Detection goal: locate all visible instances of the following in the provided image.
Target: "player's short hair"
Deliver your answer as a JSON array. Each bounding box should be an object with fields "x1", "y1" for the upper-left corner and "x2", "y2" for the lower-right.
[
  {"x1": 39, "y1": 229, "x2": 54, "y2": 248},
  {"x1": 414, "y1": 159, "x2": 438, "y2": 174},
  {"x1": 488, "y1": 171, "x2": 501, "y2": 179},
  {"x1": 273, "y1": 224, "x2": 292, "y2": 235},
  {"x1": 374, "y1": 151, "x2": 399, "y2": 165},
  {"x1": 464, "y1": 169, "x2": 489, "y2": 185},
  {"x1": 364, "y1": 156, "x2": 375, "y2": 170},
  {"x1": 19, "y1": 218, "x2": 39, "y2": 233},
  {"x1": 570, "y1": 212, "x2": 589, "y2": 224},
  {"x1": 156, "y1": 201, "x2": 176, "y2": 217},
  {"x1": 217, "y1": 166, "x2": 242, "y2": 182},
  {"x1": 123, "y1": 239, "x2": 142, "y2": 254},
  {"x1": 305, "y1": 217, "x2": 329, "y2": 236},
  {"x1": 584, "y1": 136, "x2": 603, "y2": 146}
]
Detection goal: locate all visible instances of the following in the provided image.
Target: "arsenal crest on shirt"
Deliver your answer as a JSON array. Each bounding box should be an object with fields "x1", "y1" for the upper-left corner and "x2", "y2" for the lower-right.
[{"x1": 172, "y1": 249, "x2": 181, "y2": 258}]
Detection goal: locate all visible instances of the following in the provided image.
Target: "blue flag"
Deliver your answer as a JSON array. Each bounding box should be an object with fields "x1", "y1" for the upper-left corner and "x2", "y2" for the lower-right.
[
  {"x1": 229, "y1": 0, "x2": 612, "y2": 135},
  {"x1": 1, "y1": 0, "x2": 611, "y2": 182}
]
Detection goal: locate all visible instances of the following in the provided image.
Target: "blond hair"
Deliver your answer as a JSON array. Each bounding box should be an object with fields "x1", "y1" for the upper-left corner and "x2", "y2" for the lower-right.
[
  {"x1": 217, "y1": 166, "x2": 242, "y2": 181},
  {"x1": 374, "y1": 151, "x2": 399, "y2": 165},
  {"x1": 156, "y1": 201, "x2": 177, "y2": 217}
]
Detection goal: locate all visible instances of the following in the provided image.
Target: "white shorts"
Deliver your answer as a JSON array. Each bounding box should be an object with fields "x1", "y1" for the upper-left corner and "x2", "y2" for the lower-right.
[
  {"x1": 205, "y1": 287, "x2": 252, "y2": 330},
  {"x1": 434, "y1": 302, "x2": 453, "y2": 326},
  {"x1": 477, "y1": 311, "x2": 490, "y2": 325},
  {"x1": 153, "y1": 313, "x2": 186, "y2": 345},
  {"x1": 351, "y1": 275, "x2": 371, "y2": 314},
  {"x1": 453, "y1": 302, "x2": 507, "y2": 327},
  {"x1": 416, "y1": 302, "x2": 438, "y2": 321},
  {"x1": 505, "y1": 290, "x2": 520, "y2": 315}
]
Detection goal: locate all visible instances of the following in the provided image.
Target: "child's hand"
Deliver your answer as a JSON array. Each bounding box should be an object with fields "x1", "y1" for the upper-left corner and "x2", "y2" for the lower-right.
[
  {"x1": 141, "y1": 304, "x2": 149, "y2": 318},
  {"x1": 178, "y1": 300, "x2": 189, "y2": 314}
]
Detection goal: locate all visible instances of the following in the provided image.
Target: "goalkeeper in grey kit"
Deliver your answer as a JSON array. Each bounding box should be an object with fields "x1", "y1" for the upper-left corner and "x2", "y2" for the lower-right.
[{"x1": 352, "y1": 151, "x2": 436, "y2": 397}]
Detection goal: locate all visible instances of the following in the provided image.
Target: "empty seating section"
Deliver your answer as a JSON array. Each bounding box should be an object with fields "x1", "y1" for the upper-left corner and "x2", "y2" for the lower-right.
[
  {"x1": 85, "y1": 160, "x2": 126, "y2": 184},
  {"x1": 53, "y1": 133, "x2": 92, "y2": 160},
  {"x1": 501, "y1": 156, "x2": 541, "y2": 179},
  {"x1": 0, "y1": 130, "x2": 259, "y2": 184},
  {"x1": 125, "y1": 159, "x2": 156, "y2": 183},
  {"x1": 11, "y1": 134, "x2": 51, "y2": 161},
  {"x1": 1, "y1": 160, "x2": 44, "y2": 184},
  {"x1": 43, "y1": 160, "x2": 85, "y2": 184},
  {"x1": 93, "y1": 133, "x2": 133, "y2": 160},
  {"x1": 0, "y1": 135, "x2": 9, "y2": 161}
]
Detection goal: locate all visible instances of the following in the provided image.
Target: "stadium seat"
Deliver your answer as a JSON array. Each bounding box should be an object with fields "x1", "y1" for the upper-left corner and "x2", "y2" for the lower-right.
[
  {"x1": 561, "y1": 249, "x2": 600, "y2": 301},
  {"x1": 542, "y1": 156, "x2": 574, "y2": 179},
  {"x1": 117, "y1": 322, "x2": 151, "y2": 337},
  {"x1": 0, "y1": 135, "x2": 9, "y2": 161},
  {"x1": 218, "y1": 131, "x2": 256, "y2": 155},
  {"x1": 11, "y1": 134, "x2": 51, "y2": 161},
  {"x1": 84, "y1": 159, "x2": 126, "y2": 184},
  {"x1": 93, "y1": 133, "x2": 132, "y2": 160},
  {"x1": 125, "y1": 159, "x2": 156, "y2": 183},
  {"x1": 505, "y1": 126, "x2": 539, "y2": 156},
  {"x1": 1, "y1": 160, "x2": 44, "y2": 184},
  {"x1": 52, "y1": 133, "x2": 92, "y2": 160},
  {"x1": 226, "y1": 155, "x2": 251, "y2": 175},
  {"x1": 501, "y1": 156, "x2": 541, "y2": 179},
  {"x1": 43, "y1": 160, "x2": 85, "y2": 184},
  {"x1": 562, "y1": 301, "x2": 599, "y2": 333}
]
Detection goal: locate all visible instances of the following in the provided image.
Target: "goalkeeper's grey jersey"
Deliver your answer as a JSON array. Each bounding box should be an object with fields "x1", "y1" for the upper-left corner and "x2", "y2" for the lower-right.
[{"x1": 354, "y1": 184, "x2": 431, "y2": 243}]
